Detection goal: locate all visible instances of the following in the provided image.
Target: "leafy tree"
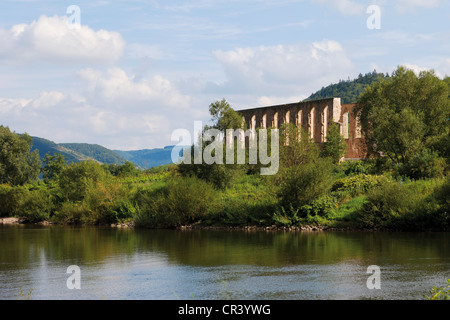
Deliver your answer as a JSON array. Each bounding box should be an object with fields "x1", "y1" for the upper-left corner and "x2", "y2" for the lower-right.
[
  {"x1": 41, "y1": 153, "x2": 67, "y2": 183},
  {"x1": 58, "y1": 160, "x2": 109, "y2": 202},
  {"x1": 305, "y1": 70, "x2": 389, "y2": 104},
  {"x1": 0, "y1": 126, "x2": 41, "y2": 186},
  {"x1": 275, "y1": 124, "x2": 335, "y2": 207},
  {"x1": 320, "y1": 122, "x2": 347, "y2": 164},
  {"x1": 178, "y1": 99, "x2": 245, "y2": 189},
  {"x1": 117, "y1": 161, "x2": 139, "y2": 177},
  {"x1": 207, "y1": 98, "x2": 243, "y2": 131},
  {"x1": 354, "y1": 66, "x2": 450, "y2": 164}
]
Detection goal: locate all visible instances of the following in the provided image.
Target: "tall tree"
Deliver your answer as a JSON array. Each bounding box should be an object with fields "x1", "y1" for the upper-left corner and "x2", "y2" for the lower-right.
[
  {"x1": 41, "y1": 153, "x2": 67, "y2": 183},
  {"x1": 0, "y1": 126, "x2": 41, "y2": 185},
  {"x1": 320, "y1": 122, "x2": 347, "y2": 164},
  {"x1": 207, "y1": 98, "x2": 243, "y2": 131},
  {"x1": 354, "y1": 66, "x2": 450, "y2": 164}
]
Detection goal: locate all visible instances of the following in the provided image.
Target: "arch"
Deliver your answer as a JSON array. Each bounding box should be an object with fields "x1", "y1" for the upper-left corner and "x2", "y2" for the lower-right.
[
  {"x1": 272, "y1": 111, "x2": 279, "y2": 128},
  {"x1": 342, "y1": 112, "x2": 349, "y2": 139},
  {"x1": 321, "y1": 106, "x2": 328, "y2": 142},
  {"x1": 261, "y1": 113, "x2": 267, "y2": 129},
  {"x1": 308, "y1": 107, "x2": 315, "y2": 140}
]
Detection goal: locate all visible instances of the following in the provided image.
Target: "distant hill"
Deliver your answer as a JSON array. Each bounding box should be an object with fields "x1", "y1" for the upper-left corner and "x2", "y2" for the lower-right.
[
  {"x1": 60, "y1": 143, "x2": 128, "y2": 165},
  {"x1": 304, "y1": 71, "x2": 389, "y2": 104},
  {"x1": 30, "y1": 136, "x2": 181, "y2": 169},
  {"x1": 31, "y1": 136, "x2": 93, "y2": 164},
  {"x1": 115, "y1": 146, "x2": 185, "y2": 169}
]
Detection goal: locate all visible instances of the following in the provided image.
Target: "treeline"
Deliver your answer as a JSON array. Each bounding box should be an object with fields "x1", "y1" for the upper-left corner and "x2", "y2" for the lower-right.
[
  {"x1": 305, "y1": 70, "x2": 389, "y2": 104},
  {"x1": 0, "y1": 67, "x2": 449, "y2": 231}
]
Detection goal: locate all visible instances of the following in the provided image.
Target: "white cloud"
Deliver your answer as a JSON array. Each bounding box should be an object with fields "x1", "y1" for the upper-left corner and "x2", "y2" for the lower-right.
[
  {"x1": 0, "y1": 67, "x2": 209, "y2": 150},
  {"x1": 77, "y1": 67, "x2": 190, "y2": 109},
  {"x1": 211, "y1": 40, "x2": 355, "y2": 99},
  {"x1": 395, "y1": 0, "x2": 441, "y2": 12},
  {"x1": 0, "y1": 15, "x2": 125, "y2": 64},
  {"x1": 310, "y1": 0, "x2": 365, "y2": 15}
]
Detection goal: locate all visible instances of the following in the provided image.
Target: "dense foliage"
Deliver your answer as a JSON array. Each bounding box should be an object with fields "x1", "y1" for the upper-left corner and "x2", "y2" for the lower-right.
[
  {"x1": 305, "y1": 71, "x2": 389, "y2": 104},
  {"x1": 0, "y1": 68, "x2": 448, "y2": 232}
]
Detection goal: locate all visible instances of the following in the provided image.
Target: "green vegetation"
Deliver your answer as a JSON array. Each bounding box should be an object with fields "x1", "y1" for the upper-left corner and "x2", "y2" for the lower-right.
[
  {"x1": 59, "y1": 143, "x2": 128, "y2": 165},
  {"x1": 425, "y1": 279, "x2": 450, "y2": 300},
  {"x1": 305, "y1": 70, "x2": 389, "y2": 104},
  {"x1": 0, "y1": 67, "x2": 448, "y2": 231}
]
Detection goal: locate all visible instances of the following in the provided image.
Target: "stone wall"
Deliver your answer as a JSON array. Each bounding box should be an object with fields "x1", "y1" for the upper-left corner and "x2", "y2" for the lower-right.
[{"x1": 237, "y1": 98, "x2": 365, "y2": 159}]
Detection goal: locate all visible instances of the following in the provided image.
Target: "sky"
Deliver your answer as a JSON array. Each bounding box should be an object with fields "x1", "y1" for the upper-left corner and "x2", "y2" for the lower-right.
[{"x1": 0, "y1": 0, "x2": 449, "y2": 150}]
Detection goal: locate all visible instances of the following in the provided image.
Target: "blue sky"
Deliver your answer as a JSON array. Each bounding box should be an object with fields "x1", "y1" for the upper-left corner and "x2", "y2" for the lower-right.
[{"x1": 0, "y1": 0, "x2": 449, "y2": 150}]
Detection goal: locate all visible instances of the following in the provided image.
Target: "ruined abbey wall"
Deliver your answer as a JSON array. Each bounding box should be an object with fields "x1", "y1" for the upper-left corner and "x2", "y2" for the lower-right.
[{"x1": 237, "y1": 98, "x2": 365, "y2": 160}]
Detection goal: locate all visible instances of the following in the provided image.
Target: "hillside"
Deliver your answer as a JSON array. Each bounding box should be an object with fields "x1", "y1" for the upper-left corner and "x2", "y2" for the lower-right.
[
  {"x1": 304, "y1": 71, "x2": 389, "y2": 104},
  {"x1": 60, "y1": 143, "x2": 128, "y2": 165},
  {"x1": 31, "y1": 136, "x2": 91, "y2": 164},
  {"x1": 30, "y1": 136, "x2": 179, "y2": 169},
  {"x1": 115, "y1": 146, "x2": 183, "y2": 169}
]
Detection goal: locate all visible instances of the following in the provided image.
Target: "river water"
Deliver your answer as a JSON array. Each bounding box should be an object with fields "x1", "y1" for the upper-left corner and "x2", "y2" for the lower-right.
[{"x1": 0, "y1": 224, "x2": 448, "y2": 300}]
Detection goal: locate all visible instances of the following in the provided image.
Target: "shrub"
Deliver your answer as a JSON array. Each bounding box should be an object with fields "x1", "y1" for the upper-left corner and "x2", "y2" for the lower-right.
[
  {"x1": 134, "y1": 176, "x2": 216, "y2": 228},
  {"x1": 299, "y1": 194, "x2": 338, "y2": 218},
  {"x1": 58, "y1": 161, "x2": 109, "y2": 202},
  {"x1": 20, "y1": 189, "x2": 54, "y2": 223},
  {"x1": 399, "y1": 149, "x2": 447, "y2": 180},
  {"x1": 277, "y1": 158, "x2": 335, "y2": 207},
  {"x1": 331, "y1": 174, "x2": 389, "y2": 196},
  {"x1": 52, "y1": 202, "x2": 87, "y2": 225},
  {"x1": 0, "y1": 184, "x2": 26, "y2": 217},
  {"x1": 356, "y1": 179, "x2": 445, "y2": 230},
  {"x1": 424, "y1": 279, "x2": 450, "y2": 300}
]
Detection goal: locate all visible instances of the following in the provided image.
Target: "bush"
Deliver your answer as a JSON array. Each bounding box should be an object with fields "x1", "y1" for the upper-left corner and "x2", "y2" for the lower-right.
[
  {"x1": 0, "y1": 184, "x2": 26, "y2": 217},
  {"x1": 331, "y1": 174, "x2": 389, "y2": 196},
  {"x1": 20, "y1": 189, "x2": 54, "y2": 223},
  {"x1": 299, "y1": 194, "x2": 338, "y2": 218},
  {"x1": 399, "y1": 149, "x2": 447, "y2": 180},
  {"x1": 134, "y1": 176, "x2": 216, "y2": 228},
  {"x1": 52, "y1": 202, "x2": 87, "y2": 225},
  {"x1": 356, "y1": 179, "x2": 446, "y2": 230},
  {"x1": 58, "y1": 161, "x2": 110, "y2": 202},
  {"x1": 276, "y1": 158, "x2": 335, "y2": 207},
  {"x1": 356, "y1": 181, "x2": 418, "y2": 228}
]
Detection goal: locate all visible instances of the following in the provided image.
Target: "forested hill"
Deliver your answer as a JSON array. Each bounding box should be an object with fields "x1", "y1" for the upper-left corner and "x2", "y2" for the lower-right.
[
  {"x1": 304, "y1": 71, "x2": 389, "y2": 104},
  {"x1": 30, "y1": 136, "x2": 178, "y2": 168},
  {"x1": 59, "y1": 143, "x2": 128, "y2": 165}
]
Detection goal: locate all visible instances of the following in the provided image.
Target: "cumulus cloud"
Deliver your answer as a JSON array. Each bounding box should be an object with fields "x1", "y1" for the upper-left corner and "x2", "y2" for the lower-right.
[
  {"x1": 211, "y1": 40, "x2": 355, "y2": 101},
  {"x1": 0, "y1": 67, "x2": 209, "y2": 150},
  {"x1": 0, "y1": 15, "x2": 125, "y2": 64},
  {"x1": 395, "y1": 0, "x2": 441, "y2": 12},
  {"x1": 77, "y1": 67, "x2": 191, "y2": 110},
  {"x1": 310, "y1": 0, "x2": 365, "y2": 15}
]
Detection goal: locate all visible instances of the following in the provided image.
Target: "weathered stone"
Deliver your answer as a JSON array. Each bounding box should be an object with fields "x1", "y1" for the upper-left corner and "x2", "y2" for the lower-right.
[{"x1": 238, "y1": 97, "x2": 365, "y2": 159}]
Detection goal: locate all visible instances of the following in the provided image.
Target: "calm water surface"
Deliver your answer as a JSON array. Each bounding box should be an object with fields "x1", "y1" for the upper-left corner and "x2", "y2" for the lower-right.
[{"x1": 0, "y1": 224, "x2": 449, "y2": 300}]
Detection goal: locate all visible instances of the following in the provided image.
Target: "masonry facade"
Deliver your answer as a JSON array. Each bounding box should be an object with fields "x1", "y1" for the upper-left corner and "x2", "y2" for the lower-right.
[{"x1": 237, "y1": 97, "x2": 365, "y2": 159}]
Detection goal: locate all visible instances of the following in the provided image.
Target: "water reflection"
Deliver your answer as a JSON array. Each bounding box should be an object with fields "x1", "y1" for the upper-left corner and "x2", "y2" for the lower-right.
[{"x1": 0, "y1": 225, "x2": 449, "y2": 300}]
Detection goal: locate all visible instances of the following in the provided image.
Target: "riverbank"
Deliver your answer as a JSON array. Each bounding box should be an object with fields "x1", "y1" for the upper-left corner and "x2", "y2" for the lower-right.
[{"x1": 0, "y1": 216, "x2": 427, "y2": 233}]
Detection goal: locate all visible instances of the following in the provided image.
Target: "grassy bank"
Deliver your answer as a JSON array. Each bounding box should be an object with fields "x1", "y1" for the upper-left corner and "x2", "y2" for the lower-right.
[{"x1": 1, "y1": 159, "x2": 448, "y2": 232}]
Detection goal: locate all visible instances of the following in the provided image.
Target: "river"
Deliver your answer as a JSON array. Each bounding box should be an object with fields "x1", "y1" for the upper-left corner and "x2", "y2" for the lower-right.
[{"x1": 0, "y1": 224, "x2": 448, "y2": 300}]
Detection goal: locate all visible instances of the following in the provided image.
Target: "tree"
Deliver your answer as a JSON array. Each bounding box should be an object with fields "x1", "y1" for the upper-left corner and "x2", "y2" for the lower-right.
[
  {"x1": 58, "y1": 160, "x2": 109, "y2": 202},
  {"x1": 41, "y1": 153, "x2": 67, "y2": 183},
  {"x1": 354, "y1": 66, "x2": 450, "y2": 164},
  {"x1": 0, "y1": 126, "x2": 41, "y2": 186},
  {"x1": 275, "y1": 124, "x2": 335, "y2": 207},
  {"x1": 320, "y1": 122, "x2": 347, "y2": 164},
  {"x1": 178, "y1": 99, "x2": 245, "y2": 189},
  {"x1": 207, "y1": 98, "x2": 243, "y2": 131}
]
